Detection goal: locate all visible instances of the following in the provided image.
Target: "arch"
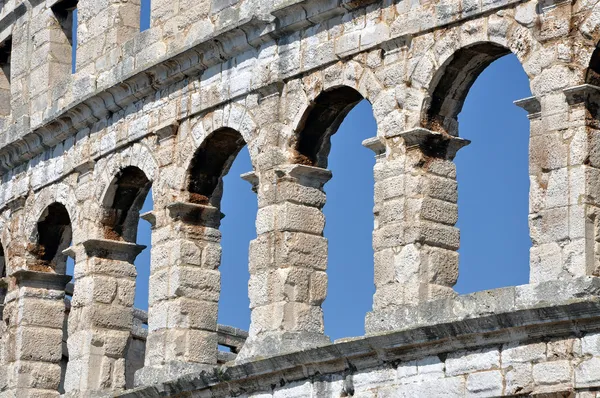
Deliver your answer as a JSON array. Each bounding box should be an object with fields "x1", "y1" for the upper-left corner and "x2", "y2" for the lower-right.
[
  {"x1": 101, "y1": 166, "x2": 152, "y2": 242},
  {"x1": 94, "y1": 142, "x2": 159, "y2": 205},
  {"x1": 422, "y1": 42, "x2": 512, "y2": 135},
  {"x1": 293, "y1": 86, "x2": 365, "y2": 168},
  {"x1": 32, "y1": 202, "x2": 72, "y2": 274},
  {"x1": 186, "y1": 127, "x2": 246, "y2": 206}
]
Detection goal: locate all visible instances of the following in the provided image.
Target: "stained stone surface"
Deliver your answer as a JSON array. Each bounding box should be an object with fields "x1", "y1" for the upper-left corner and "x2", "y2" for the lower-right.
[{"x1": 0, "y1": 0, "x2": 599, "y2": 396}]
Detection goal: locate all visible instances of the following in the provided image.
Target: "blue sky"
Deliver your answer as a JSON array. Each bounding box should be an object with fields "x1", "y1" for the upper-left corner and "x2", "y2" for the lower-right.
[{"x1": 130, "y1": 54, "x2": 533, "y2": 342}]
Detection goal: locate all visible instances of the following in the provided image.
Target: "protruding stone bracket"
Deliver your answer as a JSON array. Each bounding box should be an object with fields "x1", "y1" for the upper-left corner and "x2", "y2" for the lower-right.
[
  {"x1": 13, "y1": 269, "x2": 72, "y2": 290},
  {"x1": 140, "y1": 211, "x2": 157, "y2": 228},
  {"x1": 362, "y1": 136, "x2": 386, "y2": 157},
  {"x1": 78, "y1": 239, "x2": 146, "y2": 263},
  {"x1": 154, "y1": 121, "x2": 179, "y2": 143},
  {"x1": 241, "y1": 171, "x2": 259, "y2": 193},
  {"x1": 563, "y1": 84, "x2": 600, "y2": 106},
  {"x1": 514, "y1": 96, "x2": 541, "y2": 119},
  {"x1": 388, "y1": 128, "x2": 470, "y2": 160},
  {"x1": 276, "y1": 164, "x2": 333, "y2": 186},
  {"x1": 166, "y1": 201, "x2": 222, "y2": 226}
]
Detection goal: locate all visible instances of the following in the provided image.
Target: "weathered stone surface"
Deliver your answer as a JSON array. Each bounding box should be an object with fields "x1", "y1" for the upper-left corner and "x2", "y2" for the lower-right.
[{"x1": 1, "y1": 0, "x2": 600, "y2": 396}]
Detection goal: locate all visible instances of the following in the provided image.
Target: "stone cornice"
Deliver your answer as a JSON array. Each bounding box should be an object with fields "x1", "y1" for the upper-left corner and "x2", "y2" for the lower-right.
[
  {"x1": 389, "y1": 128, "x2": 471, "y2": 160},
  {"x1": 64, "y1": 239, "x2": 146, "y2": 263},
  {"x1": 166, "y1": 201, "x2": 223, "y2": 226},
  {"x1": 13, "y1": 270, "x2": 72, "y2": 290},
  {"x1": 118, "y1": 277, "x2": 600, "y2": 398},
  {"x1": 514, "y1": 96, "x2": 542, "y2": 119},
  {"x1": 0, "y1": 0, "x2": 527, "y2": 177}
]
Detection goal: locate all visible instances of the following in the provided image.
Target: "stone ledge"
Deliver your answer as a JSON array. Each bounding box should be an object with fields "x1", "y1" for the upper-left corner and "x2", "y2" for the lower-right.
[{"x1": 118, "y1": 277, "x2": 600, "y2": 397}]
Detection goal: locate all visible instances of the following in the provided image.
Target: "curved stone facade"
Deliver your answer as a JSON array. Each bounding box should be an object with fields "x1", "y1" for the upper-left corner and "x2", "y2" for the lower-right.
[{"x1": 0, "y1": 0, "x2": 599, "y2": 396}]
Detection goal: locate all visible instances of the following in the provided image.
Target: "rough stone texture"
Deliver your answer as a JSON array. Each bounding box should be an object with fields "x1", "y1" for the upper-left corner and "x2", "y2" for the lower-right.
[{"x1": 0, "y1": 0, "x2": 599, "y2": 396}]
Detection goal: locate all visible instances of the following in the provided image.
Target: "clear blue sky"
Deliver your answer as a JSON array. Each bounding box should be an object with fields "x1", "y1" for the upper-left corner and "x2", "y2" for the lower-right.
[{"x1": 130, "y1": 54, "x2": 533, "y2": 342}]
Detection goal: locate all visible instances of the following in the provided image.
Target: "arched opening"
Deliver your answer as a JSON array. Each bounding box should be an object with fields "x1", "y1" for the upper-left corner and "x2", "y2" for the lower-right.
[
  {"x1": 188, "y1": 128, "x2": 246, "y2": 206},
  {"x1": 425, "y1": 44, "x2": 531, "y2": 293},
  {"x1": 33, "y1": 202, "x2": 72, "y2": 273},
  {"x1": 102, "y1": 166, "x2": 151, "y2": 242},
  {"x1": 31, "y1": 202, "x2": 72, "y2": 394},
  {"x1": 293, "y1": 86, "x2": 364, "y2": 167},
  {"x1": 423, "y1": 42, "x2": 511, "y2": 136},
  {"x1": 102, "y1": 166, "x2": 152, "y2": 388},
  {"x1": 186, "y1": 128, "x2": 252, "y2": 360},
  {"x1": 293, "y1": 87, "x2": 376, "y2": 340}
]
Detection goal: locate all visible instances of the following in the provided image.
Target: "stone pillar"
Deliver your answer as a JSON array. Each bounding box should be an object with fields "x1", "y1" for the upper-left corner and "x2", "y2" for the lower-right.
[
  {"x1": 235, "y1": 164, "x2": 332, "y2": 363},
  {"x1": 63, "y1": 239, "x2": 144, "y2": 396},
  {"x1": 521, "y1": 85, "x2": 600, "y2": 283},
  {"x1": 135, "y1": 202, "x2": 220, "y2": 386},
  {"x1": 1, "y1": 270, "x2": 71, "y2": 397},
  {"x1": 364, "y1": 128, "x2": 469, "y2": 334}
]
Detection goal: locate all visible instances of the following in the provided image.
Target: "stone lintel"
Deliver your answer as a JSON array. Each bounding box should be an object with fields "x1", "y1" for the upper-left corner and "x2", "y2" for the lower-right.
[
  {"x1": 13, "y1": 269, "x2": 72, "y2": 290},
  {"x1": 362, "y1": 136, "x2": 386, "y2": 156},
  {"x1": 514, "y1": 96, "x2": 541, "y2": 119},
  {"x1": 564, "y1": 84, "x2": 600, "y2": 106},
  {"x1": 120, "y1": 276, "x2": 600, "y2": 398},
  {"x1": 166, "y1": 201, "x2": 222, "y2": 225},
  {"x1": 387, "y1": 128, "x2": 470, "y2": 160},
  {"x1": 276, "y1": 164, "x2": 333, "y2": 184},
  {"x1": 79, "y1": 239, "x2": 146, "y2": 261}
]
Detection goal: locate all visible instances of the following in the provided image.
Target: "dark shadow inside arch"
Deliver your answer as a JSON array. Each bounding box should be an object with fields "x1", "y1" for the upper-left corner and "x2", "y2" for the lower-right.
[
  {"x1": 294, "y1": 86, "x2": 364, "y2": 168},
  {"x1": 34, "y1": 202, "x2": 72, "y2": 273},
  {"x1": 586, "y1": 46, "x2": 600, "y2": 86},
  {"x1": 424, "y1": 42, "x2": 511, "y2": 135},
  {"x1": 102, "y1": 166, "x2": 151, "y2": 242},
  {"x1": 188, "y1": 128, "x2": 246, "y2": 207}
]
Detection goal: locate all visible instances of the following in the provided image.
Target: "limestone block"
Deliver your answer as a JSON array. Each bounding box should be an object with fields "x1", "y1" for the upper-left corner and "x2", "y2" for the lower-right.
[
  {"x1": 504, "y1": 363, "x2": 534, "y2": 395},
  {"x1": 165, "y1": 298, "x2": 218, "y2": 331},
  {"x1": 575, "y1": 357, "x2": 600, "y2": 388},
  {"x1": 256, "y1": 203, "x2": 325, "y2": 235},
  {"x1": 466, "y1": 370, "x2": 503, "y2": 397},
  {"x1": 532, "y1": 360, "x2": 572, "y2": 386},
  {"x1": 501, "y1": 342, "x2": 546, "y2": 366},
  {"x1": 18, "y1": 327, "x2": 63, "y2": 362},
  {"x1": 164, "y1": 329, "x2": 217, "y2": 364},
  {"x1": 168, "y1": 266, "x2": 220, "y2": 302},
  {"x1": 249, "y1": 232, "x2": 328, "y2": 273},
  {"x1": 446, "y1": 348, "x2": 500, "y2": 376},
  {"x1": 582, "y1": 332, "x2": 600, "y2": 356}
]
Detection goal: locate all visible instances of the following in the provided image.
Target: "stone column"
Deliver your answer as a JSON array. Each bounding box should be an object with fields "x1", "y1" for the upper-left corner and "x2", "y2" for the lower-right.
[
  {"x1": 1, "y1": 270, "x2": 71, "y2": 397},
  {"x1": 235, "y1": 164, "x2": 332, "y2": 363},
  {"x1": 521, "y1": 85, "x2": 600, "y2": 282},
  {"x1": 364, "y1": 128, "x2": 469, "y2": 334},
  {"x1": 63, "y1": 239, "x2": 144, "y2": 396},
  {"x1": 135, "y1": 202, "x2": 221, "y2": 386}
]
